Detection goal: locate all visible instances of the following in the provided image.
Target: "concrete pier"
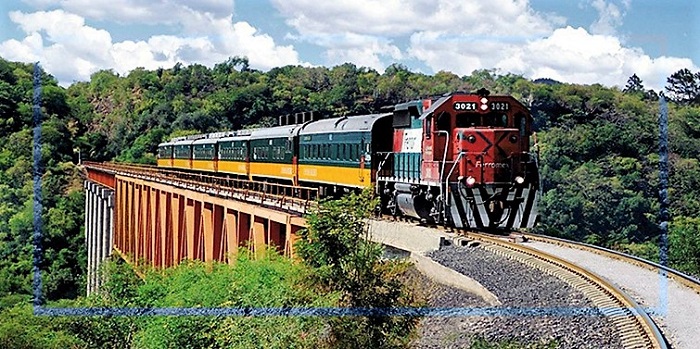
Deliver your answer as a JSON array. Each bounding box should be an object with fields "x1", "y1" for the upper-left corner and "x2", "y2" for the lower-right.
[{"x1": 84, "y1": 181, "x2": 114, "y2": 296}]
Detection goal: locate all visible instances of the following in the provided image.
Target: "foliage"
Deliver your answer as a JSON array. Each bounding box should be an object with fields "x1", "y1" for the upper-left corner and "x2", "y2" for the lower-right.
[
  {"x1": 0, "y1": 302, "x2": 84, "y2": 349},
  {"x1": 1, "y1": 53, "x2": 700, "y2": 345},
  {"x1": 665, "y1": 68, "x2": 700, "y2": 105},
  {"x1": 9, "y1": 253, "x2": 337, "y2": 349},
  {"x1": 0, "y1": 59, "x2": 86, "y2": 303},
  {"x1": 297, "y1": 190, "x2": 419, "y2": 349},
  {"x1": 669, "y1": 217, "x2": 700, "y2": 276}
]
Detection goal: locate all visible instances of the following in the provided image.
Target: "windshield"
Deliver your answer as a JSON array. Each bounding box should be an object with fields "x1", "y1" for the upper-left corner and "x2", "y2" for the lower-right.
[{"x1": 456, "y1": 112, "x2": 508, "y2": 128}]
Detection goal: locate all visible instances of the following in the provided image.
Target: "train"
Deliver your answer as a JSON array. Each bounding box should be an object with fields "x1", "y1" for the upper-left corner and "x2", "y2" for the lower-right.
[{"x1": 157, "y1": 89, "x2": 540, "y2": 230}]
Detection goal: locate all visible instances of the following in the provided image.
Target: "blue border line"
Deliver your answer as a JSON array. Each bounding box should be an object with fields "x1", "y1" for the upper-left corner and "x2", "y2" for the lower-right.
[
  {"x1": 30, "y1": 61, "x2": 669, "y2": 320},
  {"x1": 32, "y1": 63, "x2": 44, "y2": 309},
  {"x1": 657, "y1": 96, "x2": 670, "y2": 316},
  {"x1": 35, "y1": 306, "x2": 650, "y2": 317}
]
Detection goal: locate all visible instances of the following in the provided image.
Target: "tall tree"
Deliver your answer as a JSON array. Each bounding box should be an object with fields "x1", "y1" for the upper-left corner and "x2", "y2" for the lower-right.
[
  {"x1": 665, "y1": 68, "x2": 700, "y2": 105},
  {"x1": 623, "y1": 74, "x2": 644, "y2": 94}
]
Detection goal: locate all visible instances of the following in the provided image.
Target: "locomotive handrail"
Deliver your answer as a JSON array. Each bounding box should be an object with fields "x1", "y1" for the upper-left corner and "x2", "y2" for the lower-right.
[
  {"x1": 375, "y1": 152, "x2": 393, "y2": 194},
  {"x1": 443, "y1": 152, "x2": 465, "y2": 223},
  {"x1": 435, "y1": 130, "x2": 450, "y2": 221}
]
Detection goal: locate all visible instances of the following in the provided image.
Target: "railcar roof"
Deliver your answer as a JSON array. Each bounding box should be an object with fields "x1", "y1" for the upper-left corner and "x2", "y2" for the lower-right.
[
  {"x1": 192, "y1": 138, "x2": 218, "y2": 145},
  {"x1": 249, "y1": 124, "x2": 302, "y2": 140},
  {"x1": 299, "y1": 113, "x2": 391, "y2": 135},
  {"x1": 217, "y1": 135, "x2": 250, "y2": 142},
  {"x1": 171, "y1": 139, "x2": 195, "y2": 146}
]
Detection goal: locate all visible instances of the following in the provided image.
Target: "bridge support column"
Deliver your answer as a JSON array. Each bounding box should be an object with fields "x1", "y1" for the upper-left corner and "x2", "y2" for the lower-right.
[{"x1": 84, "y1": 181, "x2": 114, "y2": 296}]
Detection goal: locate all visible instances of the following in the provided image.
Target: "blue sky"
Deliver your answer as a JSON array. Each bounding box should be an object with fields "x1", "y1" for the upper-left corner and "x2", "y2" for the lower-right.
[{"x1": 0, "y1": 0, "x2": 697, "y2": 90}]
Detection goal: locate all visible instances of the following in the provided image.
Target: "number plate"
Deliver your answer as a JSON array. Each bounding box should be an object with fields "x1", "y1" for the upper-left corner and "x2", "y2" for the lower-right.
[
  {"x1": 453, "y1": 102, "x2": 477, "y2": 111},
  {"x1": 489, "y1": 102, "x2": 509, "y2": 111}
]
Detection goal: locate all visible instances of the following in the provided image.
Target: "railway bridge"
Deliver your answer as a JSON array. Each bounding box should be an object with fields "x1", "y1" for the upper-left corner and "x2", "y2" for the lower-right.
[
  {"x1": 82, "y1": 162, "x2": 312, "y2": 295},
  {"x1": 82, "y1": 162, "x2": 700, "y2": 349}
]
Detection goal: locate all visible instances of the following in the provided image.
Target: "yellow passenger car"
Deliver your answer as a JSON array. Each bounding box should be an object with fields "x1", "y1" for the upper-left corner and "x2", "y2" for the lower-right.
[{"x1": 192, "y1": 138, "x2": 217, "y2": 172}]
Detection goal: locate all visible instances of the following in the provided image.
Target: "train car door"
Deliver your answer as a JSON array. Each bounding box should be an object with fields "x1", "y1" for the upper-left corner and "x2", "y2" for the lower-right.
[{"x1": 359, "y1": 138, "x2": 366, "y2": 183}]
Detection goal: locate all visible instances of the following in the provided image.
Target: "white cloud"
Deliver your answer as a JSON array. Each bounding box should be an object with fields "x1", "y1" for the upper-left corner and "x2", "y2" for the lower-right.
[
  {"x1": 0, "y1": 9, "x2": 303, "y2": 85},
  {"x1": 273, "y1": 0, "x2": 558, "y2": 37},
  {"x1": 21, "y1": 0, "x2": 234, "y2": 25},
  {"x1": 274, "y1": 0, "x2": 562, "y2": 70},
  {"x1": 589, "y1": 0, "x2": 630, "y2": 35},
  {"x1": 497, "y1": 26, "x2": 698, "y2": 91},
  {"x1": 408, "y1": 24, "x2": 696, "y2": 91}
]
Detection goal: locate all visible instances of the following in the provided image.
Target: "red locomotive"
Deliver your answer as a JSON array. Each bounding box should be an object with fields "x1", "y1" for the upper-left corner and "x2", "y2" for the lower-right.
[
  {"x1": 377, "y1": 89, "x2": 540, "y2": 230},
  {"x1": 158, "y1": 89, "x2": 540, "y2": 231}
]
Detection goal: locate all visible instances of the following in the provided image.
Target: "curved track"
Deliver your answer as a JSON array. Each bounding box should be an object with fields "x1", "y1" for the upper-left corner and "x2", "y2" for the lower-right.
[
  {"x1": 520, "y1": 232, "x2": 700, "y2": 295},
  {"x1": 461, "y1": 231, "x2": 668, "y2": 349}
]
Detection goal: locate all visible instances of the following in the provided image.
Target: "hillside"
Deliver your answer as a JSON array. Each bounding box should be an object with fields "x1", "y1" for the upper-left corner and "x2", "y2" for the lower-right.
[{"x1": 1, "y1": 55, "x2": 699, "y2": 308}]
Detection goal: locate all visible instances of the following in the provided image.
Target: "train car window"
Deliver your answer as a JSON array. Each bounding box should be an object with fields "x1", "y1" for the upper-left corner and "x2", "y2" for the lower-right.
[
  {"x1": 516, "y1": 112, "x2": 527, "y2": 136},
  {"x1": 456, "y1": 112, "x2": 509, "y2": 128},
  {"x1": 437, "y1": 111, "x2": 451, "y2": 131},
  {"x1": 424, "y1": 116, "x2": 432, "y2": 139}
]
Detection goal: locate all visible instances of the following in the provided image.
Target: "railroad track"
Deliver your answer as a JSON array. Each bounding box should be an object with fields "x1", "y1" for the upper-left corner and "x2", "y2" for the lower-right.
[
  {"x1": 459, "y1": 231, "x2": 668, "y2": 349},
  {"x1": 519, "y1": 232, "x2": 700, "y2": 296}
]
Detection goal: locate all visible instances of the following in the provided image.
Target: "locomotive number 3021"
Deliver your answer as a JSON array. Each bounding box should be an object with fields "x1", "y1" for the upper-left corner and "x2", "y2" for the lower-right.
[
  {"x1": 490, "y1": 102, "x2": 510, "y2": 110},
  {"x1": 453, "y1": 102, "x2": 477, "y2": 110}
]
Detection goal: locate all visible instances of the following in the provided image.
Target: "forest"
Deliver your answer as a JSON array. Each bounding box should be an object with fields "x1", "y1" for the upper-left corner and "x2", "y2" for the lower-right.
[{"x1": 0, "y1": 55, "x2": 699, "y2": 347}]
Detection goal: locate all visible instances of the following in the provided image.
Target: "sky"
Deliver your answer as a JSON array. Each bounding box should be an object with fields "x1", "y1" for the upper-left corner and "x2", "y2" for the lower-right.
[{"x1": 0, "y1": 0, "x2": 697, "y2": 91}]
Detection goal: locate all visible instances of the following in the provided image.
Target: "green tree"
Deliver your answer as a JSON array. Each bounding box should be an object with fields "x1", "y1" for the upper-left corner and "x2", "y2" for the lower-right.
[
  {"x1": 665, "y1": 68, "x2": 700, "y2": 105},
  {"x1": 297, "y1": 191, "x2": 418, "y2": 348},
  {"x1": 669, "y1": 217, "x2": 700, "y2": 275},
  {"x1": 623, "y1": 74, "x2": 644, "y2": 94}
]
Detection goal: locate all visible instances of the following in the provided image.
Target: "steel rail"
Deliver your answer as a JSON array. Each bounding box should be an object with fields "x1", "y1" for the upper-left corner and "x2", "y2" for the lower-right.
[{"x1": 520, "y1": 232, "x2": 700, "y2": 295}]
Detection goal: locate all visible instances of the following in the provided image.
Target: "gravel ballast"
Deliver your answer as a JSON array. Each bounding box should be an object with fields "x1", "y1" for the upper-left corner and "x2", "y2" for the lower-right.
[
  {"x1": 412, "y1": 245, "x2": 623, "y2": 349},
  {"x1": 526, "y1": 241, "x2": 699, "y2": 349}
]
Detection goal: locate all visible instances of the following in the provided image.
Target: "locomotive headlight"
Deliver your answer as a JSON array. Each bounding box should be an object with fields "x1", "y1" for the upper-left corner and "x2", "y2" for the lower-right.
[
  {"x1": 480, "y1": 98, "x2": 488, "y2": 104},
  {"x1": 515, "y1": 176, "x2": 525, "y2": 184},
  {"x1": 467, "y1": 135, "x2": 476, "y2": 143},
  {"x1": 466, "y1": 176, "x2": 476, "y2": 187},
  {"x1": 480, "y1": 104, "x2": 488, "y2": 110}
]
